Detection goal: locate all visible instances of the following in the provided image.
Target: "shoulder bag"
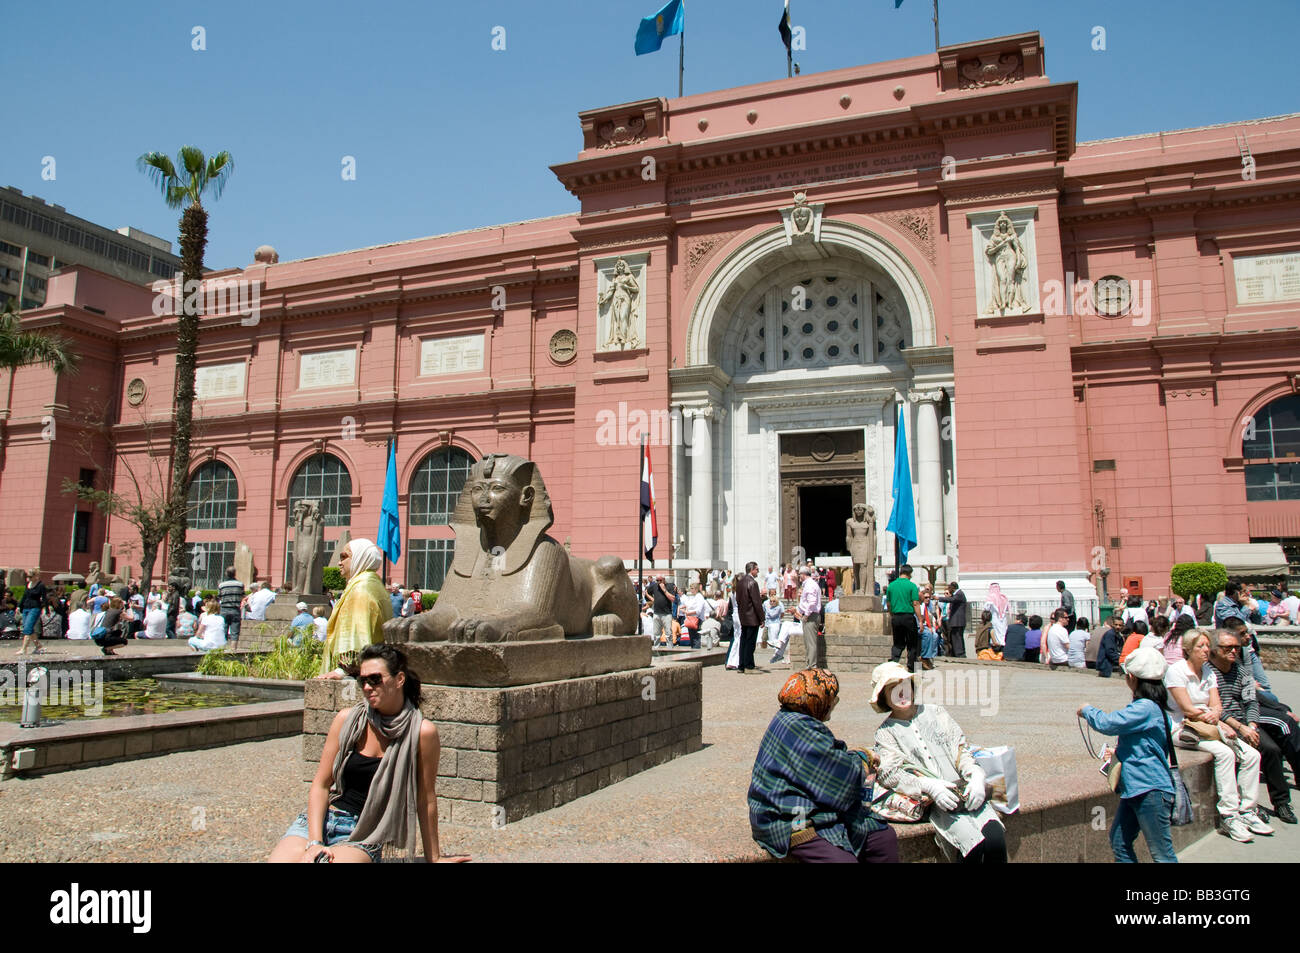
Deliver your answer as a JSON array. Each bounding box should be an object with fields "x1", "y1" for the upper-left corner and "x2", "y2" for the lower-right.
[
  {"x1": 1156, "y1": 700, "x2": 1195, "y2": 826},
  {"x1": 1079, "y1": 715, "x2": 1123, "y2": 792}
]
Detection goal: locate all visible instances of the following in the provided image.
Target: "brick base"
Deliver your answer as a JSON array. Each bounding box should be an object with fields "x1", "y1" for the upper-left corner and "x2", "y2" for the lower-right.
[{"x1": 303, "y1": 663, "x2": 703, "y2": 826}]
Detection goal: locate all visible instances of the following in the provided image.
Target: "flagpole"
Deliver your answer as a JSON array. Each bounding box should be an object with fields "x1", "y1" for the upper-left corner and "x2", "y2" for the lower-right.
[
  {"x1": 678, "y1": 27, "x2": 684, "y2": 97},
  {"x1": 933, "y1": 0, "x2": 940, "y2": 50},
  {"x1": 637, "y1": 433, "x2": 645, "y2": 610}
]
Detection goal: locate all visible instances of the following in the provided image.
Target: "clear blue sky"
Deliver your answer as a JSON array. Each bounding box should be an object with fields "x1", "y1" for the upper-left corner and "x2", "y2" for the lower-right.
[{"x1": 8, "y1": 0, "x2": 1297, "y2": 270}]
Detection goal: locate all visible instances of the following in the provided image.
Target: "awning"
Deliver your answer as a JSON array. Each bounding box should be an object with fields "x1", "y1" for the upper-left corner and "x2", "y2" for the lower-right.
[{"x1": 1205, "y1": 543, "x2": 1290, "y2": 577}]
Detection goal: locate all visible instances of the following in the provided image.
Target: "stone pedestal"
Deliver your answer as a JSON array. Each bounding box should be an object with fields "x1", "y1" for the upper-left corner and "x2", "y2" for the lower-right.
[
  {"x1": 786, "y1": 610, "x2": 892, "y2": 672},
  {"x1": 303, "y1": 660, "x2": 703, "y2": 827},
  {"x1": 265, "y1": 592, "x2": 328, "y2": 621},
  {"x1": 837, "y1": 595, "x2": 882, "y2": 612},
  {"x1": 401, "y1": 635, "x2": 651, "y2": 687}
]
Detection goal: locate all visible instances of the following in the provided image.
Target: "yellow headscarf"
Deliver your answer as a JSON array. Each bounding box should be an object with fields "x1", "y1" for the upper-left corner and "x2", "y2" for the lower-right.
[{"x1": 321, "y1": 539, "x2": 392, "y2": 675}]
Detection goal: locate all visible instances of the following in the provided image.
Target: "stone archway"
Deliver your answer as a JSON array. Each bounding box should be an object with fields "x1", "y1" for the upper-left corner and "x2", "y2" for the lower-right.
[{"x1": 684, "y1": 220, "x2": 937, "y2": 369}]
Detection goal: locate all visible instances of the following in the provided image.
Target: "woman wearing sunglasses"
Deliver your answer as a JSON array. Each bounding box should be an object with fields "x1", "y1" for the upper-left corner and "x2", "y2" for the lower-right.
[{"x1": 270, "y1": 643, "x2": 468, "y2": 863}]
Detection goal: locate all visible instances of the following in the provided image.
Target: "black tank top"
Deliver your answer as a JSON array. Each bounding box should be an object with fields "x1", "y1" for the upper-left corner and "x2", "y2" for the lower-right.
[{"x1": 331, "y1": 751, "x2": 381, "y2": 816}]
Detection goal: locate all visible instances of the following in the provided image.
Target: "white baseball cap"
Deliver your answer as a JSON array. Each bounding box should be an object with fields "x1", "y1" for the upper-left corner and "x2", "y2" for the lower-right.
[
  {"x1": 295, "y1": 601, "x2": 308, "y2": 611},
  {"x1": 1121, "y1": 645, "x2": 1167, "y2": 681}
]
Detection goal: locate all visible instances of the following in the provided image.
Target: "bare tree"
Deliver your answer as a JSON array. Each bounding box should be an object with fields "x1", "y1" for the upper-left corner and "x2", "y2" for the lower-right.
[{"x1": 61, "y1": 393, "x2": 212, "y2": 589}]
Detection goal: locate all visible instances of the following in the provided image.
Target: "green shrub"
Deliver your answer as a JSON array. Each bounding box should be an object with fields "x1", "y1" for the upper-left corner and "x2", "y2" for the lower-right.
[
  {"x1": 423, "y1": 591, "x2": 438, "y2": 607},
  {"x1": 1170, "y1": 562, "x2": 1228, "y2": 600},
  {"x1": 196, "y1": 637, "x2": 323, "y2": 681},
  {"x1": 7, "y1": 585, "x2": 25, "y2": 604},
  {"x1": 322, "y1": 567, "x2": 345, "y2": 591}
]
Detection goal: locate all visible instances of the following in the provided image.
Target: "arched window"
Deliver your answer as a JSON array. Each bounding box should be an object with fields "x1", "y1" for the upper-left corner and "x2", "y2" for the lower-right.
[
  {"x1": 409, "y1": 447, "x2": 475, "y2": 526},
  {"x1": 288, "y1": 453, "x2": 353, "y2": 526},
  {"x1": 188, "y1": 461, "x2": 239, "y2": 530},
  {"x1": 1244, "y1": 395, "x2": 1300, "y2": 501}
]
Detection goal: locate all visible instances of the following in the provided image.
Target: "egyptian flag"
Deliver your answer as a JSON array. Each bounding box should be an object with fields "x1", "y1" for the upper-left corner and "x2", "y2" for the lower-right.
[
  {"x1": 641, "y1": 442, "x2": 658, "y2": 560},
  {"x1": 778, "y1": 0, "x2": 793, "y2": 53}
]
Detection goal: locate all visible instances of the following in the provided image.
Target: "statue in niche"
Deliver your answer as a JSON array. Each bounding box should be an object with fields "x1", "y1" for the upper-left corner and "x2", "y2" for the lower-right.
[
  {"x1": 598, "y1": 258, "x2": 641, "y2": 350},
  {"x1": 983, "y1": 212, "x2": 1030, "y2": 315},
  {"x1": 385, "y1": 453, "x2": 638, "y2": 643},
  {"x1": 845, "y1": 503, "x2": 877, "y2": 595},
  {"x1": 290, "y1": 499, "x2": 325, "y2": 595}
]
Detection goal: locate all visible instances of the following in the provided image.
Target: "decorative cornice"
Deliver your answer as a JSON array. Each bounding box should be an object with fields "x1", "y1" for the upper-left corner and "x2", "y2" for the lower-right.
[{"x1": 577, "y1": 230, "x2": 673, "y2": 254}]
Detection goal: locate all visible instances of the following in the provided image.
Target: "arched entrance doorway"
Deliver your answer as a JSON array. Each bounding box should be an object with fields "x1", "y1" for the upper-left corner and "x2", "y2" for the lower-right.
[{"x1": 671, "y1": 220, "x2": 954, "y2": 586}]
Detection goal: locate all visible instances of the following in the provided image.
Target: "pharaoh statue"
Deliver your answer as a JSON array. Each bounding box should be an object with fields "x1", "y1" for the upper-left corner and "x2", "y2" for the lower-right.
[
  {"x1": 984, "y1": 211, "x2": 1030, "y2": 315},
  {"x1": 845, "y1": 503, "x2": 877, "y2": 596},
  {"x1": 598, "y1": 258, "x2": 640, "y2": 351},
  {"x1": 84, "y1": 561, "x2": 101, "y2": 586},
  {"x1": 290, "y1": 499, "x2": 325, "y2": 595},
  {"x1": 385, "y1": 453, "x2": 638, "y2": 643}
]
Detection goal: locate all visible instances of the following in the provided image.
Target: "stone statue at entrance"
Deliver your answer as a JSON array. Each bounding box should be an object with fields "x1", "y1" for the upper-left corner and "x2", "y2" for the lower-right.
[
  {"x1": 290, "y1": 499, "x2": 326, "y2": 595},
  {"x1": 85, "y1": 561, "x2": 101, "y2": 586},
  {"x1": 597, "y1": 258, "x2": 641, "y2": 351},
  {"x1": 983, "y1": 211, "x2": 1030, "y2": 315},
  {"x1": 385, "y1": 453, "x2": 638, "y2": 643},
  {"x1": 845, "y1": 503, "x2": 877, "y2": 595}
]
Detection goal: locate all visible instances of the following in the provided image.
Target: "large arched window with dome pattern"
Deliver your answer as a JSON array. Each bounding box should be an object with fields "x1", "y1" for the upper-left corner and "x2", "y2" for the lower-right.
[
  {"x1": 187, "y1": 461, "x2": 239, "y2": 529},
  {"x1": 288, "y1": 453, "x2": 353, "y2": 526},
  {"x1": 1244, "y1": 394, "x2": 1300, "y2": 501},
  {"x1": 409, "y1": 447, "x2": 475, "y2": 525}
]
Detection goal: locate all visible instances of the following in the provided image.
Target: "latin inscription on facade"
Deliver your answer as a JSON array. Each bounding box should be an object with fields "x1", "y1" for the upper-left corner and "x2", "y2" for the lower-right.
[
  {"x1": 195, "y1": 362, "x2": 246, "y2": 400},
  {"x1": 1233, "y1": 252, "x2": 1300, "y2": 305},
  {"x1": 420, "y1": 333, "x2": 485, "y2": 376},
  {"x1": 668, "y1": 151, "x2": 942, "y2": 203},
  {"x1": 298, "y1": 349, "x2": 356, "y2": 390}
]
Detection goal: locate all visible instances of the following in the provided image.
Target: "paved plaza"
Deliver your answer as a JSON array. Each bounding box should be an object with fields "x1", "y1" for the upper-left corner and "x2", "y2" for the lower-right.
[{"x1": 3, "y1": 655, "x2": 1293, "y2": 862}]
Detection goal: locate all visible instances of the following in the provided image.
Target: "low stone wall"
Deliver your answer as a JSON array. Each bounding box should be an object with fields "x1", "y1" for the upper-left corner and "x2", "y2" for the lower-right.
[
  {"x1": 229, "y1": 620, "x2": 297, "y2": 652},
  {"x1": 0, "y1": 699, "x2": 303, "y2": 780},
  {"x1": 303, "y1": 663, "x2": 704, "y2": 826},
  {"x1": 786, "y1": 611, "x2": 892, "y2": 672},
  {"x1": 1258, "y1": 636, "x2": 1300, "y2": 672},
  {"x1": 891, "y1": 746, "x2": 1217, "y2": 862}
]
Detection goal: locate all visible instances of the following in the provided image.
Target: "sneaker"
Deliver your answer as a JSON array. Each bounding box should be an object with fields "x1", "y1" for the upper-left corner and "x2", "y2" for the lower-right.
[
  {"x1": 1273, "y1": 803, "x2": 1298, "y2": 825},
  {"x1": 1242, "y1": 808, "x2": 1275, "y2": 835},
  {"x1": 1218, "y1": 815, "x2": 1254, "y2": 843}
]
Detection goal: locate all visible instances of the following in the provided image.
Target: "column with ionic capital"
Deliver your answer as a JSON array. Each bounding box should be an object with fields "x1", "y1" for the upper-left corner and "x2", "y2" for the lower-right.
[
  {"x1": 688, "y1": 407, "x2": 715, "y2": 563},
  {"x1": 909, "y1": 390, "x2": 946, "y2": 561}
]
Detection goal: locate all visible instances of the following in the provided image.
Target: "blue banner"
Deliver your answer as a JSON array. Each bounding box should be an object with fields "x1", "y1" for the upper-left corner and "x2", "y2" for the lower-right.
[
  {"x1": 378, "y1": 439, "x2": 401, "y2": 563},
  {"x1": 886, "y1": 405, "x2": 918, "y2": 563}
]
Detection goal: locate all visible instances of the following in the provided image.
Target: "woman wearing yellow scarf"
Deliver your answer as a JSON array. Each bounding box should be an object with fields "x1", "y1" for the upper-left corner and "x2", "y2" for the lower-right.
[{"x1": 320, "y1": 538, "x2": 392, "y2": 678}]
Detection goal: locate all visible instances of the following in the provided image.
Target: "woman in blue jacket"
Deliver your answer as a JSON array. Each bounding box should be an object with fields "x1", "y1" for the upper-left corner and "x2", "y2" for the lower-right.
[{"x1": 1078, "y1": 645, "x2": 1178, "y2": 863}]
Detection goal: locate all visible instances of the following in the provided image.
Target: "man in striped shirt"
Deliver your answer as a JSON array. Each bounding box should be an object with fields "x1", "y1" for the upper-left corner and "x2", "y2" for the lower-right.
[
  {"x1": 218, "y1": 567, "x2": 245, "y2": 643},
  {"x1": 1209, "y1": 630, "x2": 1294, "y2": 826},
  {"x1": 794, "y1": 566, "x2": 823, "y2": 668}
]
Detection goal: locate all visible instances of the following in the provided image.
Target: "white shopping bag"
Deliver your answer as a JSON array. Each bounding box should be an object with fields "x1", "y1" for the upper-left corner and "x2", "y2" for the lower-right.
[{"x1": 972, "y1": 745, "x2": 1019, "y2": 814}]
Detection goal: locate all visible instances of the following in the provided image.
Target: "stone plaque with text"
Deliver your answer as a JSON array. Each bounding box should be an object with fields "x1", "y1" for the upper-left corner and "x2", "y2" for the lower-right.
[
  {"x1": 299, "y1": 349, "x2": 356, "y2": 390},
  {"x1": 195, "y1": 362, "x2": 246, "y2": 400},
  {"x1": 1234, "y1": 252, "x2": 1300, "y2": 305},
  {"x1": 420, "y1": 333, "x2": 485, "y2": 376}
]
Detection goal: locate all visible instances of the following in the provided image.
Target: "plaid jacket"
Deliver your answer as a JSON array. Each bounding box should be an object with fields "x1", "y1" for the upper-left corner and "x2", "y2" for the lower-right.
[{"x1": 748, "y1": 709, "x2": 885, "y2": 859}]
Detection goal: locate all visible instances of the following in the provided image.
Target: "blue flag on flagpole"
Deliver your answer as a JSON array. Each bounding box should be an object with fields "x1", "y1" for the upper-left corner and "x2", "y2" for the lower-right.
[
  {"x1": 886, "y1": 405, "x2": 918, "y2": 563},
  {"x1": 635, "y1": 0, "x2": 685, "y2": 55},
  {"x1": 378, "y1": 439, "x2": 401, "y2": 563}
]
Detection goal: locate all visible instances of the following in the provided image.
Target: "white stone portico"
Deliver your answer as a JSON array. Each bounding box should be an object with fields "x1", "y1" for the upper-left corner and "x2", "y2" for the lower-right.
[{"x1": 671, "y1": 218, "x2": 958, "y2": 593}]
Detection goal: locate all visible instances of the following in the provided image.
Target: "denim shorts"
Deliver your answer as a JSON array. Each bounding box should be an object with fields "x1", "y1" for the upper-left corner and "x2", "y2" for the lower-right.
[{"x1": 283, "y1": 807, "x2": 382, "y2": 862}]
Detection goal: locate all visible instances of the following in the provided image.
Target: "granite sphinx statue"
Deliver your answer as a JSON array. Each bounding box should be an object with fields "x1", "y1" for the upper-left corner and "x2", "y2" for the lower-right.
[{"x1": 386, "y1": 453, "x2": 638, "y2": 643}]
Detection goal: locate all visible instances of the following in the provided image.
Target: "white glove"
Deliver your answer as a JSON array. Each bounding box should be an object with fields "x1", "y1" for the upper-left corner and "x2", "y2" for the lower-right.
[
  {"x1": 918, "y1": 776, "x2": 960, "y2": 811},
  {"x1": 964, "y1": 766, "x2": 987, "y2": 811}
]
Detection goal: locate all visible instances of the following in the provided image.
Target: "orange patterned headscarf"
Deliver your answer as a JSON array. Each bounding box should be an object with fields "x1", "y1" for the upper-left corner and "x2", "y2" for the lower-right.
[{"x1": 778, "y1": 668, "x2": 840, "y2": 721}]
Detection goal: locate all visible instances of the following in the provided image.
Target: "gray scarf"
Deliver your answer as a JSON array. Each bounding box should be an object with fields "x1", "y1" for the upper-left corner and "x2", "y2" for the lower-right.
[{"x1": 330, "y1": 700, "x2": 424, "y2": 855}]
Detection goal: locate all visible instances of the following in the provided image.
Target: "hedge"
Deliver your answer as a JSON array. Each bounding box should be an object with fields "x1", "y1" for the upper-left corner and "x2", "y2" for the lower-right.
[{"x1": 1170, "y1": 562, "x2": 1228, "y2": 600}]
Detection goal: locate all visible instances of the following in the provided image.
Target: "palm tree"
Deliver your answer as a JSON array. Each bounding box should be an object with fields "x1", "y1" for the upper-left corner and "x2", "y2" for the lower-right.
[
  {"x1": 137, "y1": 146, "x2": 233, "y2": 586},
  {"x1": 0, "y1": 296, "x2": 79, "y2": 373}
]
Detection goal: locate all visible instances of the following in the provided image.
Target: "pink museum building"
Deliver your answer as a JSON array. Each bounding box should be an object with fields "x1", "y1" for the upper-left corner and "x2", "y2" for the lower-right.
[{"x1": 5, "y1": 31, "x2": 1299, "y2": 616}]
